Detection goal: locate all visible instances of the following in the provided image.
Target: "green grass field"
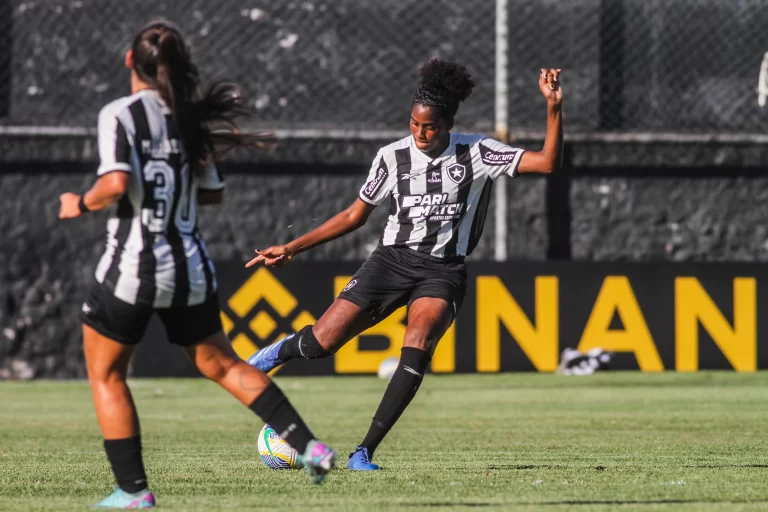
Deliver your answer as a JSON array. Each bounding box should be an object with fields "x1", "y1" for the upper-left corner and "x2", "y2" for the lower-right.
[{"x1": 2, "y1": 373, "x2": 768, "y2": 511}]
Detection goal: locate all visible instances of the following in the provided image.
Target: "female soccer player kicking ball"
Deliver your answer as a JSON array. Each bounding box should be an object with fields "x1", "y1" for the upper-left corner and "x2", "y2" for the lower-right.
[
  {"x1": 246, "y1": 59, "x2": 563, "y2": 470},
  {"x1": 59, "y1": 20, "x2": 335, "y2": 509}
]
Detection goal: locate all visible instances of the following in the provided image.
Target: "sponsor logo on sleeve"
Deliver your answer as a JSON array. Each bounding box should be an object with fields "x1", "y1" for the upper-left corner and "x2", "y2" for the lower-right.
[
  {"x1": 479, "y1": 143, "x2": 521, "y2": 167},
  {"x1": 362, "y1": 166, "x2": 389, "y2": 201}
]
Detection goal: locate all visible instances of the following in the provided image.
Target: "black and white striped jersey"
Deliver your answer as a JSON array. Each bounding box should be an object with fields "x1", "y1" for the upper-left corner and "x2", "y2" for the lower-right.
[
  {"x1": 93, "y1": 89, "x2": 221, "y2": 307},
  {"x1": 359, "y1": 133, "x2": 525, "y2": 258}
]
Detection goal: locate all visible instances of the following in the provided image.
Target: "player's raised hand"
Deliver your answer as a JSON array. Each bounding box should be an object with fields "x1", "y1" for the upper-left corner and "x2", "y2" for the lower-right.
[
  {"x1": 245, "y1": 245, "x2": 293, "y2": 268},
  {"x1": 59, "y1": 193, "x2": 82, "y2": 220},
  {"x1": 538, "y1": 68, "x2": 563, "y2": 106}
]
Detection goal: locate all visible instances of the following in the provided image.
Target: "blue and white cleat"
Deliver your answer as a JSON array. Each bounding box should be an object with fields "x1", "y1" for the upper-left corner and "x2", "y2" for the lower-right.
[
  {"x1": 92, "y1": 487, "x2": 155, "y2": 509},
  {"x1": 247, "y1": 334, "x2": 293, "y2": 373},
  {"x1": 300, "y1": 440, "x2": 336, "y2": 484},
  {"x1": 347, "y1": 446, "x2": 380, "y2": 471}
]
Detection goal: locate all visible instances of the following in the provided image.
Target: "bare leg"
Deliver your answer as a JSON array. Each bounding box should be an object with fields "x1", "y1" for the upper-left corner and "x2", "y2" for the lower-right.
[
  {"x1": 402, "y1": 297, "x2": 454, "y2": 354},
  {"x1": 312, "y1": 298, "x2": 376, "y2": 352},
  {"x1": 83, "y1": 324, "x2": 139, "y2": 440},
  {"x1": 182, "y1": 331, "x2": 272, "y2": 404}
]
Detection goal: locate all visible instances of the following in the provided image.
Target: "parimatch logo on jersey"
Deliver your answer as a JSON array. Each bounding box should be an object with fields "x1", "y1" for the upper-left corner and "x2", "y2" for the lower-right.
[{"x1": 402, "y1": 194, "x2": 464, "y2": 221}]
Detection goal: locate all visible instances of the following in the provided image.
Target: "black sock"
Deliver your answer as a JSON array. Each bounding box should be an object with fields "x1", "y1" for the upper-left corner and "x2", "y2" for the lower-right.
[
  {"x1": 277, "y1": 325, "x2": 331, "y2": 361},
  {"x1": 249, "y1": 381, "x2": 315, "y2": 453},
  {"x1": 103, "y1": 436, "x2": 148, "y2": 493},
  {"x1": 360, "y1": 347, "x2": 431, "y2": 458}
]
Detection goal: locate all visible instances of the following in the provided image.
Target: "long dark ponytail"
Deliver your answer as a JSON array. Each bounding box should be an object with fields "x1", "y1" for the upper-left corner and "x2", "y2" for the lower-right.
[{"x1": 130, "y1": 20, "x2": 270, "y2": 166}]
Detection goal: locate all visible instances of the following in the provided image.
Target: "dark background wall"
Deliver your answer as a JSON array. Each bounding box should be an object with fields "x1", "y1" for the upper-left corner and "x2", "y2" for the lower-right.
[{"x1": 2, "y1": 156, "x2": 767, "y2": 378}]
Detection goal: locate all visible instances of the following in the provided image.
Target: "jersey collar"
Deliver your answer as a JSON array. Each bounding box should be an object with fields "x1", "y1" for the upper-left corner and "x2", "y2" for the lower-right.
[{"x1": 138, "y1": 89, "x2": 172, "y2": 115}]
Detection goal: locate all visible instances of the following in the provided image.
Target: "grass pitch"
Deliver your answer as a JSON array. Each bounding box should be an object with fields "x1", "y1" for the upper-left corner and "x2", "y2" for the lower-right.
[{"x1": 2, "y1": 372, "x2": 768, "y2": 511}]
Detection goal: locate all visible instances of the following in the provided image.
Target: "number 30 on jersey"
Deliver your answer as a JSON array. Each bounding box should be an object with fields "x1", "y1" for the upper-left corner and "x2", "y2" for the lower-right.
[{"x1": 141, "y1": 160, "x2": 195, "y2": 234}]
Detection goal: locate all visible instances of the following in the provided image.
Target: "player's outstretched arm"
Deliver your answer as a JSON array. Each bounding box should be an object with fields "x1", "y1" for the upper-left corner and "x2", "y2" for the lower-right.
[
  {"x1": 246, "y1": 198, "x2": 376, "y2": 268},
  {"x1": 58, "y1": 172, "x2": 129, "y2": 219},
  {"x1": 518, "y1": 68, "x2": 563, "y2": 175}
]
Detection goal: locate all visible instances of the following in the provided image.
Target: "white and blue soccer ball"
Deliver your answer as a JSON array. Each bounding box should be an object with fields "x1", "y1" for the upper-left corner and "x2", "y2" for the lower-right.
[{"x1": 257, "y1": 424, "x2": 301, "y2": 469}]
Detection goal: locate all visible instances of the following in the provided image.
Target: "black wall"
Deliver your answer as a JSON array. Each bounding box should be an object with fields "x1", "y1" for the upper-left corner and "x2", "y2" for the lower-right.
[{"x1": 1, "y1": 158, "x2": 767, "y2": 378}]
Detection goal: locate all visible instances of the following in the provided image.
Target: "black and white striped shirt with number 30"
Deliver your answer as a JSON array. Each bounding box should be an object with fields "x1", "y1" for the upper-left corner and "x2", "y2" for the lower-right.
[
  {"x1": 359, "y1": 133, "x2": 525, "y2": 258},
  {"x1": 93, "y1": 89, "x2": 221, "y2": 307}
]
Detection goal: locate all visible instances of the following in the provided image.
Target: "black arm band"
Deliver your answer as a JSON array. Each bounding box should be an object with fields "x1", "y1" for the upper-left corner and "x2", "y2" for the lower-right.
[{"x1": 78, "y1": 195, "x2": 90, "y2": 213}]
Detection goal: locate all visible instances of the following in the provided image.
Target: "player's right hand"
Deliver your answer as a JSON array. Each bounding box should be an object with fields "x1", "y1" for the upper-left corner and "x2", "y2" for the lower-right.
[{"x1": 245, "y1": 245, "x2": 293, "y2": 268}]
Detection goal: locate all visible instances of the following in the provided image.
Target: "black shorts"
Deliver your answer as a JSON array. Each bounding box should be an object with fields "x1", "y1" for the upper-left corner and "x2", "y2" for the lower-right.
[
  {"x1": 338, "y1": 245, "x2": 467, "y2": 323},
  {"x1": 80, "y1": 282, "x2": 223, "y2": 346}
]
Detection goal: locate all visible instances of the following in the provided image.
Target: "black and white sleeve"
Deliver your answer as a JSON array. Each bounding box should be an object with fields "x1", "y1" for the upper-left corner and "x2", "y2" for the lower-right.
[
  {"x1": 96, "y1": 107, "x2": 133, "y2": 176},
  {"x1": 358, "y1": 150, "x2": 395, "y2": 206},
  {"x1": 477, "y1": 138, "x2": 526, "y2": 179}
]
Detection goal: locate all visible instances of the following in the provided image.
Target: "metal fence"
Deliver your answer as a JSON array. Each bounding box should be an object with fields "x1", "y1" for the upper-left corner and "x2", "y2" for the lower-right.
[{"x1": 1, "y1": 0, "x2": 767, "y2": 136}]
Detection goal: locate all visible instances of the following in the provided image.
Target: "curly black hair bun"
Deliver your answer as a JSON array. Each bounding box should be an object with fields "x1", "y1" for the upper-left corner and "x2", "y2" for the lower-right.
[{"x1": 413, "y1": 59, "x2": 475, "y2": 118}]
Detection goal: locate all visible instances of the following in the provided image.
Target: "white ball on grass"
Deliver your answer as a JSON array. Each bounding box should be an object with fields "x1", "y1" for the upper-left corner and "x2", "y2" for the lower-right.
[{"x1": 377, "y1": 356, "x2": 399, "y2": 380}]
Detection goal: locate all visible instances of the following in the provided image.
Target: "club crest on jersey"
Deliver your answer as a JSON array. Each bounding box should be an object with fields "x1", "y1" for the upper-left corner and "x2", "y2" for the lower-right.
[
  {"x1": 446, "y1": 164, "x2": 466, "y2": 184},
  {"x1": 427, "y1": 171, "x2": 442, "y2": 184}
]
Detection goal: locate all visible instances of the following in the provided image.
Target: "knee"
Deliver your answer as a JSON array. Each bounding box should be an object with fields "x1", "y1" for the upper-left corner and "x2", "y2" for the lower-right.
[
  {"x1": 403, "y1": 328, "x2": 433, "y2": 352},
  {"x1": 197, "y1": 352, "x2": 238, "y2": 383},
  {"x1": 87, "y1": 364, "x2": 127, "y2": 387},
  {"x1": 87, "y1": 370, "x2": 129, "y2": 400},
  {"x1": 88, "y1": 374, "x2": 124, "y2": 391}
]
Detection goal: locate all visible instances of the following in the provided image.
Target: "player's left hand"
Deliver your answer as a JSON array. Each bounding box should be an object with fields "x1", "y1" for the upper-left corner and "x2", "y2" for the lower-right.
[
  {"x1": 539, "y1": 68, "x2": 563, "y2": 106},
  {"x1": 59, "y1": 193, "x2": 82, "y2": 220}
]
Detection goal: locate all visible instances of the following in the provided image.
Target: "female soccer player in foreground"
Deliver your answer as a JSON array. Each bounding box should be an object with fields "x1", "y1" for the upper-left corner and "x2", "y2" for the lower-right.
[
  {"x1": 246, "y1": 59, "x2": 563, "y2": 470},
  {"x1": 58, "y1": 20, "x2": 335, "y2": 508}
]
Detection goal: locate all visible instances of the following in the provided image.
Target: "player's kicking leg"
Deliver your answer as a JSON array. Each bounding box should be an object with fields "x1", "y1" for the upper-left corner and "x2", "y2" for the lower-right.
[
  {"x1": 248, "y1": 247, "x2": 403, "y2": 375},
  {"x1": 247, "y1": 297, "x2": 374, "y2": 373},
  {"x1": 349, "y1": 297, "x2": 454, "y2": 470}
]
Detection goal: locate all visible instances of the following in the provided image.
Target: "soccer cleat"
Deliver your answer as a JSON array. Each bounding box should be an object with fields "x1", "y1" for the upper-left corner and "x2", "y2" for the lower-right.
[
  {"x1": 300, "y1": 440, "x2": 336, "y2": 484},
  {"x1": 347, "y1": 446, "x2": 380, "y2": 471},
  {"x1": 247, "y1": 334, "x2": 293, "y2": 373},
  {"x1": 92, "y1": 487, "x2": 155, "y2": 509}
]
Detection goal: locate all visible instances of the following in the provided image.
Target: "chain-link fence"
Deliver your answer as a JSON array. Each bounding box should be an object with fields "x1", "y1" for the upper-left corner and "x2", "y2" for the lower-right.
[{"x1": 0, "y1": 0, "x2": 767, "y2": 135}]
